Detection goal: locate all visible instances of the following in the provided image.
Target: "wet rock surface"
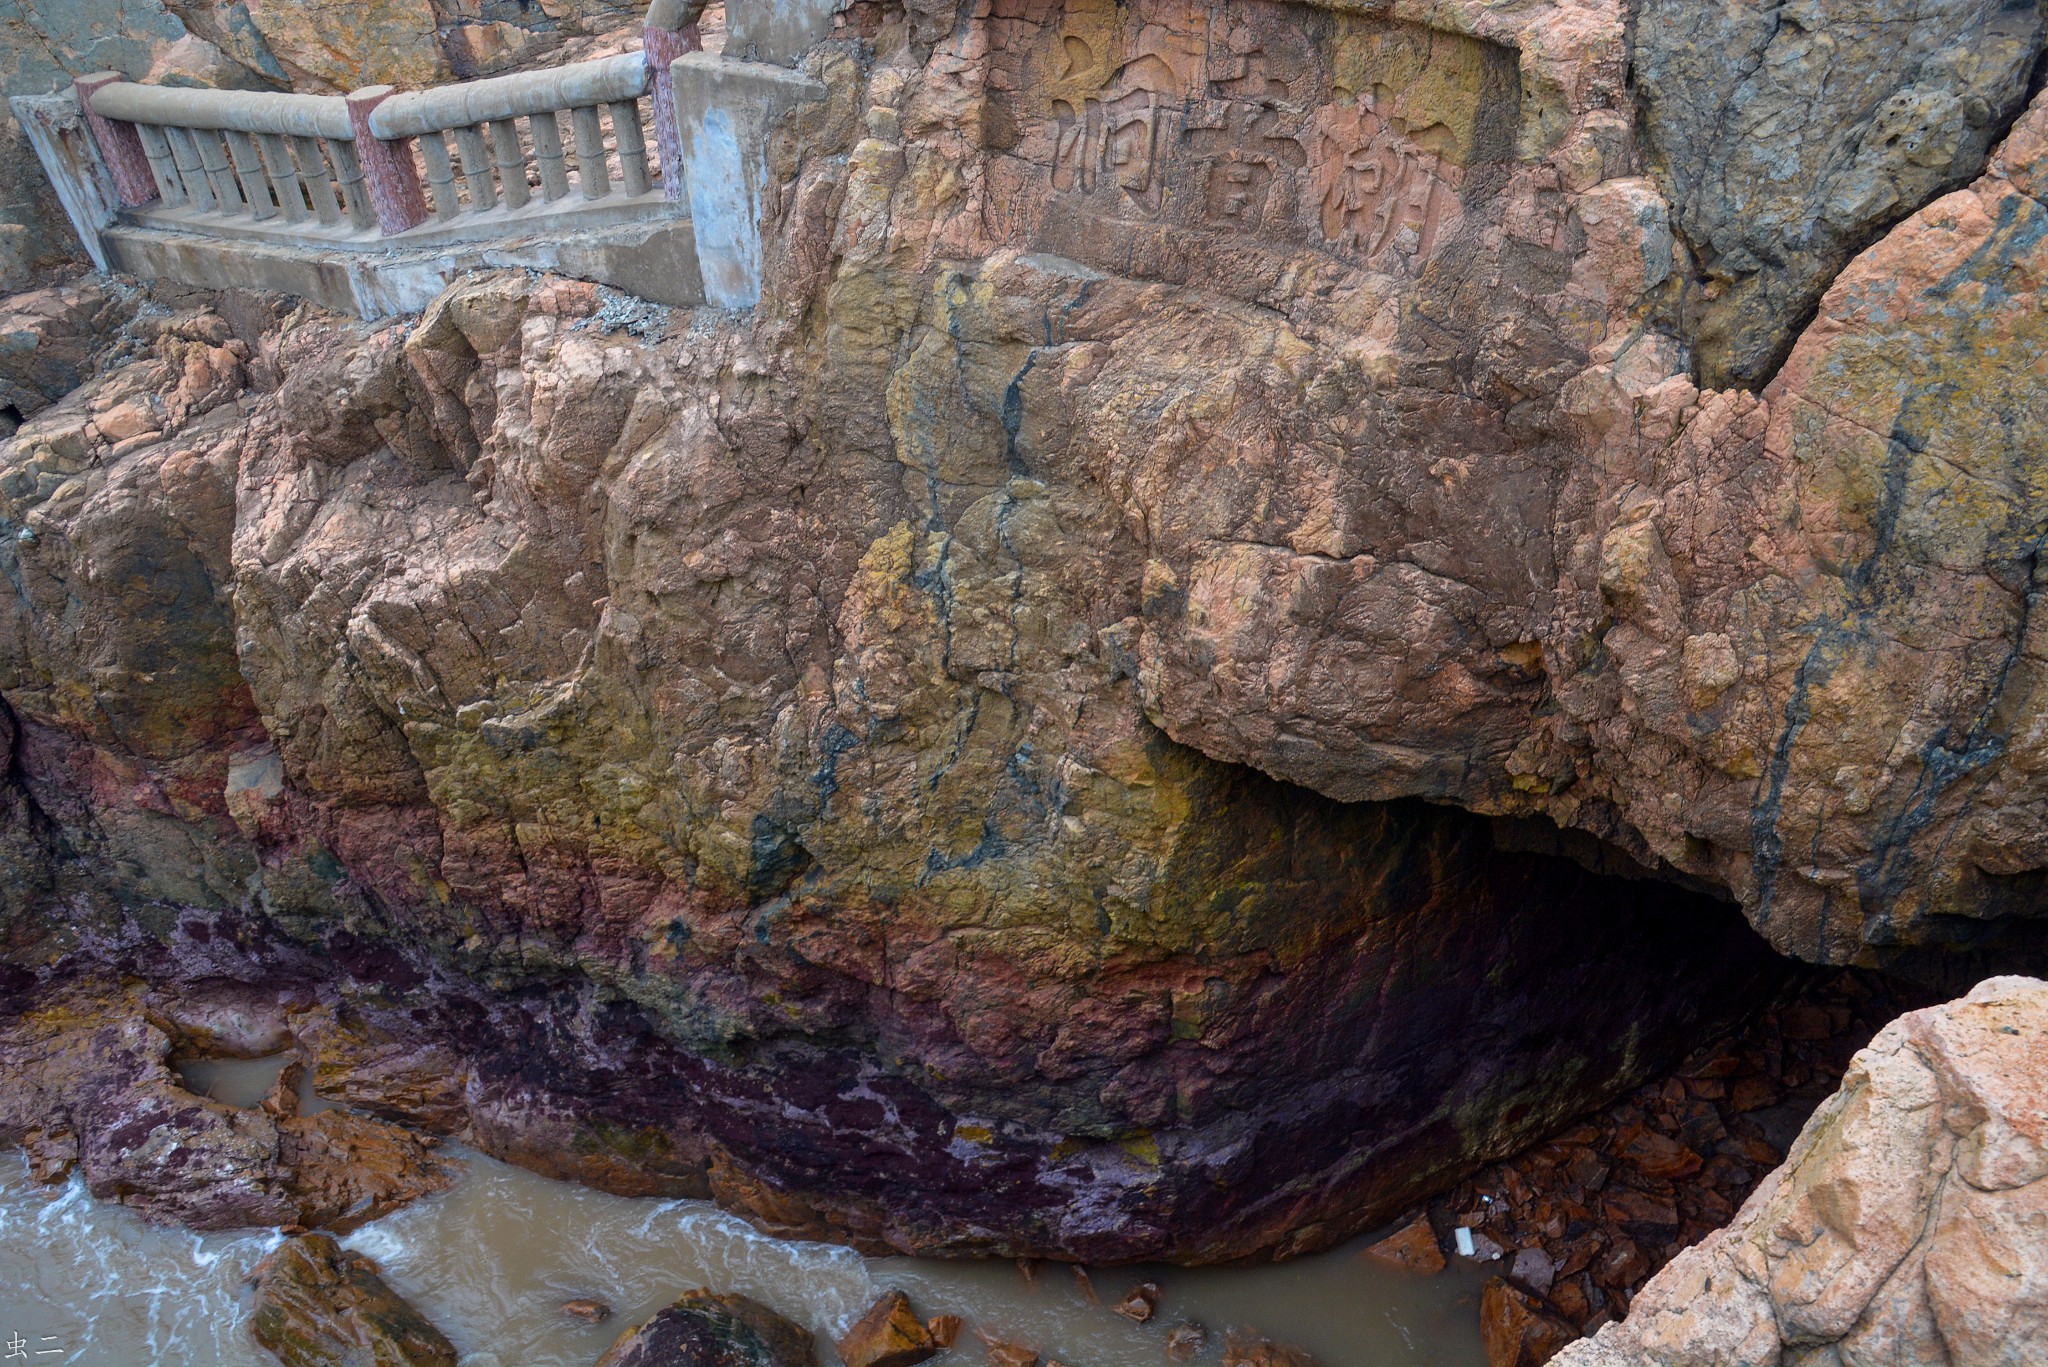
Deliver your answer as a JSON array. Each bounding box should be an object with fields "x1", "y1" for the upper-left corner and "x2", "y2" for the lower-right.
[
  {"x1": 1554, "y1": 976, "x2": 2048, "y2": 1367},
  {"x1": 837, "y1": 1290, "x2": 940, "y2": 1367},
  {"x1": 597, "y1": 1290, "x2": 817, "y2": 1367},
  {"x1": 246, "y1": 1231, "x2": 457, "y2": 1367},
  {"x1": 0, "y1": 978, "x2": 454, "y2": 1232}
]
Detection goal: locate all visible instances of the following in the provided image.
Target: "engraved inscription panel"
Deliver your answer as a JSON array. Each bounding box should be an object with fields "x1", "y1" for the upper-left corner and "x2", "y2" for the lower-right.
[{"x1": 985, "y1": 0, "x2": 1522, "y2": 280}]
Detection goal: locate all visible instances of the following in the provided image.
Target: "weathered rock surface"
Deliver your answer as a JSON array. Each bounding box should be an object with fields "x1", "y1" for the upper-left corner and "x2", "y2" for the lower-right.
[
  {"x1": 247, "y1": 1232, "x2": 457, "y2": 1367},
  {"x1": 0, "y1": 258, "x2": 1791, "y2": 1260},
  {"x1": 597, "y1": 1290, "x2": 816, "y2": 1367},
  {"x1": 0, "y1": 277, "x2": 134, "y2": 431},
  {"x1": 1633, "y1": 0, "x2": 2045, "y2": 388},
  {"x1": 4, "y1": 0, "x2": 2048, "y2": 1269},
  {"x1": 1554, "y1": 976, "x2": 2048, "y2": 1366}
]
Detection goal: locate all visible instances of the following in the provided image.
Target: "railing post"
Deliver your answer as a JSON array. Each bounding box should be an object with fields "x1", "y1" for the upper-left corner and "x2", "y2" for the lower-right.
[
  {"x1": 644, "y1": 0, "x2": 705, "y2": 203},
  {"x1": 344, "y1": 84, "x2": 429, "y2": 236},
  {"x1": 73, "y1": 73, "x2": 159, "y2": 209}
]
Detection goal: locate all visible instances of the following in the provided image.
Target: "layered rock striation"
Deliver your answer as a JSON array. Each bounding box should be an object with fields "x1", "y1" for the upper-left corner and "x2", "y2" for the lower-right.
[{"x1": 4, "y1": 0, "x2": 2048, "y2": 1264}]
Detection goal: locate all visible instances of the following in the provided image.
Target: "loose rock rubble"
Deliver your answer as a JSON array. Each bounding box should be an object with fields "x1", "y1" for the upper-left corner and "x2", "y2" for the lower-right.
[
  {"x1": 1554, "y1": 976, "x2": 2048, "y2": 1367},
  {"x1": 1367, "y1": 970, "x2": 1926, "y2": 1360},
  {"x1": 837, "y1": 1290, "x2": 941, "y2": 1367}
]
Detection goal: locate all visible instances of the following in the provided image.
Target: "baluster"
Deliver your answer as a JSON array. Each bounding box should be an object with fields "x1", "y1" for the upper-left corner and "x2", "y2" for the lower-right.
[
  {"x1": 223, "y1": 130, "x2": 276, "y2": 219},
  {"x1": 256, "y1": 132, "x2": 307, "y2": 223},
  {"x1": 195, "y1": 130, "x2": 244, "y2": 212},
  {"x1": 291, "y1": 135, "x2": 344, "y2": 226},
  {"x1": 325, "y1": 138, "x2": 375, "y2": 231},
  {"x1": 453, "y1": 123, "x2": 497, "y2": 212},
  {"x1": 610, "y1": 100, "x2": 650, "y2": 197},
  {"x1": 530, "y1": 110, "x2": 570, "y2": 202},
  {"x1": 133, "y1": 124, "x2": 185, "y2": 207},
  {"x1": 164, "y1": 127, "x2": 214, "y2": 212},
  {"x1": 487, "y1": 119, "x2": 529, "y2": 210},
  {"x1": 417, "y1": 129, "x2": 461, "y2": 221},
  {"x1": 571, "y1": 105, "x2": 610, "y2": 200}
]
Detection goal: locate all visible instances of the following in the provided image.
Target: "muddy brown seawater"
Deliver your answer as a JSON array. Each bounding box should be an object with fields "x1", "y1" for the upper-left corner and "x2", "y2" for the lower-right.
[{"x1": 1, "y1": 1144, "x2": 1493, "y2": 1367}]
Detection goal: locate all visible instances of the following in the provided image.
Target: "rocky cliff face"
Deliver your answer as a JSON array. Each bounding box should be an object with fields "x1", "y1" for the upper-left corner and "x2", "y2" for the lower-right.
[
  {"x1": 1554, "y1": 975, "x2": 2048, "y2": 1367},
  {"x1": 4, "y1": 0, "x2": 2048, "y2": 1263}
]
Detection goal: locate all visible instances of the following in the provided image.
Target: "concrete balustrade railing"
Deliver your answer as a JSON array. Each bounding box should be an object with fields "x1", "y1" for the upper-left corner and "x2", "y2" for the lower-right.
[
  {"x1": 82, "y1": 79, "x2": 373, "y2": 230},
  {"x1": 77, "y1": 49, "x2": 674, "y2": 241},
  {"x1": 22, "y1": 0, "x2": 845, "y2": 316},
  {"x1": 365, "y1": 54, "x2": 660, "y2": 223}
]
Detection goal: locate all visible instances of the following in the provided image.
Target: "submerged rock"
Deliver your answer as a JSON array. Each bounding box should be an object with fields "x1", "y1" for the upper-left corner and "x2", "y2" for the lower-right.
[
  {"x1": 1163, "y1": 1323, "x2": 1208, "y2": 1362},
  {"x1": 1554, "y1": 976, "x2": 2048, "y2": 1366},
  {"x1": 1112, "y1": 1283, "x2": 1160, "y2": 1324},
  {"x1": 1221, "y1": 1330, "x2": 1316, "y2": 1367},
  {"x1": 596, "y1": 1291, "x2": 816, "y2": 1367},
  {"x1": 247, "y1": 1232, "x2": 457, "y2": 1367},
  {"x1": 836, "y1": 1290, "x2": 939, "y2": 1367}
]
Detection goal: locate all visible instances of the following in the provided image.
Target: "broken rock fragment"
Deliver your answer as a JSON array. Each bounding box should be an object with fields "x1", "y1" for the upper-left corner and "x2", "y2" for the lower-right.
[{"x1": 836, "y1": 1290, "x2": 940, "y2": 1367}]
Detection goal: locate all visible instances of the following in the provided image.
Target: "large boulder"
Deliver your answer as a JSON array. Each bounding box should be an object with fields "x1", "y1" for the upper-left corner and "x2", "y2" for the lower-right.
[
  {"x1": 1632, "y1": 0, "x2": 2044, "y2": 388},
  {"x1": 1553, "y1": 976, "x2": 2048, "y2": 1366},
  {"x1": 247, "y1": 1232, "x2": 457, "y2": 1367},
  {"x1": 597, "y1": 1291, "x2": 817, "y2": 1367}
]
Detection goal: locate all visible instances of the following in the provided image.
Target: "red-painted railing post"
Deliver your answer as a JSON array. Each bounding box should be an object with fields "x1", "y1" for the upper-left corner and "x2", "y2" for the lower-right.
[
  {"x1": 645, "y1": 0, "x2": 705, "y2": 203},
  {"x1": 344, "y1": 85, "x2": 429, "y2": 236},
  {"x1": 73, "y1": 73, "x2": 159, "y2": 209}
]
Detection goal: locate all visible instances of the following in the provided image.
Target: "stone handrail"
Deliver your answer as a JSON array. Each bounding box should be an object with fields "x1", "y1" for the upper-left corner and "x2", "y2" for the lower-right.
[
  {"x1": 86, "y1": 84, "x2": 352, "y2": 140},
  {"x1": 367, "y1": 54, "x2": 646, "y2": 137},
  {"x1": 78, "y1": 71, "x2": 376, "y2": 230},
  {"x1": 362, "y1": 53, "x2": 659, "y2": 218}
]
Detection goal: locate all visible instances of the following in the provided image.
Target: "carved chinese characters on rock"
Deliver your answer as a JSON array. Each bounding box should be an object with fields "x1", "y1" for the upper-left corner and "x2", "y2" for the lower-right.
[
  {"x1": 1004, "y1": 0, "x2": 1505, "y2": 283},
  {"x1": 1050, "y1": 50, "x2": 1191, "y2": 216},
  {"x1": 1309, "y1": 99, "x2": 1462, "y2": 270}
]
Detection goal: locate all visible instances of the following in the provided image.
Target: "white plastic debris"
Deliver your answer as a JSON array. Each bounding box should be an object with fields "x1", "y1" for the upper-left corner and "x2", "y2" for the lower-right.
[{"x1": 1454, "y1": 1226, "x2": 1476, "y2": 1257}]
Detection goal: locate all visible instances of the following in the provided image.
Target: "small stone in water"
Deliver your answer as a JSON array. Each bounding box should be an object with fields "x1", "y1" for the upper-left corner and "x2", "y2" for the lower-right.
[
  {"x1": 837, "y1": 1290, "x2": 939, "y2": 1367},
  {"x1": 563, "y1": 1298, "x2": 613, "y2": 1322},
  {"x1": 1361, "y1": 1214, "x2": 1445, "y2": 1276},
  {"x1": 1113, "y1": 1283, "x2": 1160, "y2": 1323},
  {"x1": 1221, "y1": 1329, "x2": 1316, "y2": 1367},
  {"x1": 926, "y1": 1316, "x2": 962, "y2": 1349},
  {"x1": 1165, "y1": 1322, "x2": 1208, "y2": 1361},
  {"x1": 975, "y1": 1329, "x2": 1039, "y2": 1367},
  {"x1": 1072, "y1": 1265, "x2": 1099, "y2": 1303}
]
